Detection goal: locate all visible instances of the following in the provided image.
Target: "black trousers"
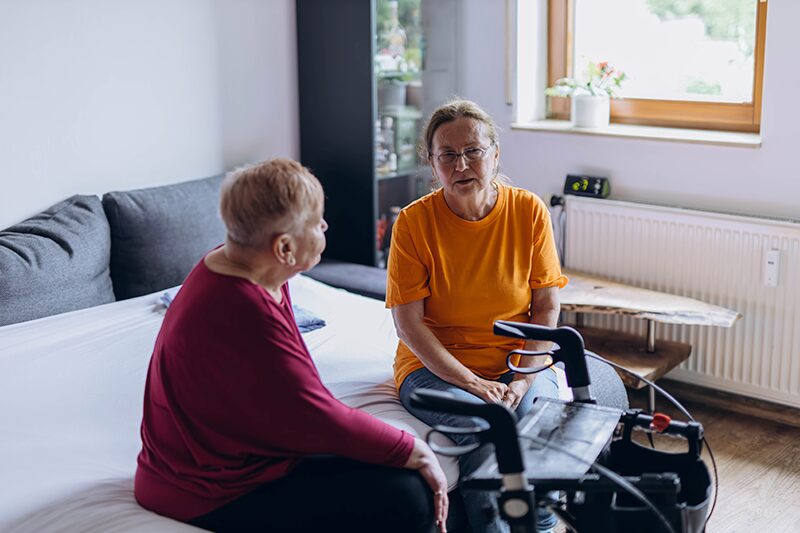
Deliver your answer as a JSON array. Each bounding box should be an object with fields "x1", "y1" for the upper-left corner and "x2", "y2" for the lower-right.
[{"x1": 189, "y1": 457, "x2": 436, "y2": 533}]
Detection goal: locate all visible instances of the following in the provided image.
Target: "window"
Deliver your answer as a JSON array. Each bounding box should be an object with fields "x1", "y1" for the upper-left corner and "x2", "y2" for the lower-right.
[{"x1": 547, "y1": 0, "x2": 767, "y2": 132}]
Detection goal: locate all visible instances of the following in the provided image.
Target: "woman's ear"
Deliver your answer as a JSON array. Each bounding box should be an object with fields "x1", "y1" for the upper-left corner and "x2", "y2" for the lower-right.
[{"x1": 272, "y1": 234, "x2": 295, "y2": 266}]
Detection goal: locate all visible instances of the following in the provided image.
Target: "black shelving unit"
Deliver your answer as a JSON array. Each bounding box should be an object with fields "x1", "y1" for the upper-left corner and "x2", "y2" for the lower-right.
[{"x1": 296, "y1": 0, "x2": 459, "y2": 266}]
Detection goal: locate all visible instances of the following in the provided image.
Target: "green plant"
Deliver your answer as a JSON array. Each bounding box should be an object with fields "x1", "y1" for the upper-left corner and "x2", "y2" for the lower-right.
[{"x1": 545, "y1": 61, "x2": 627, "y2": 98}]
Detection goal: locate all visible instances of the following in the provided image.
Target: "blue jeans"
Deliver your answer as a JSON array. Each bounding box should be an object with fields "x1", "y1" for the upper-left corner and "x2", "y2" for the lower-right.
[{"x1": 400, "y1": 367, "x2": 559, "y2": 533}]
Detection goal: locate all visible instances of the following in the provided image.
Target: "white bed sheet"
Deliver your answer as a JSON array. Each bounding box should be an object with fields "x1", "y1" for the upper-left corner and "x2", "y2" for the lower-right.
[{"x1": 0, "y1": 274, "x2": 567, "y2": 532}]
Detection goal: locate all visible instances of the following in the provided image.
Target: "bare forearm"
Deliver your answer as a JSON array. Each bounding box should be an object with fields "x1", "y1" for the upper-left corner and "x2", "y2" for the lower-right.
[
  {"x1": 523, "y1": 306, "x2": 560, "y2": 352},
  {"x1": 517, "y1": 287, "x2": 561, "y2": 380},
  {"x1": 397, "y1": 320, "x2": 478, "y2": 390}
]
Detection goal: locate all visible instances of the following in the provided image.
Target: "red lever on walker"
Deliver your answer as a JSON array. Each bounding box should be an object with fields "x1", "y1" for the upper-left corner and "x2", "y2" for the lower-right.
[{"x1": 650, "y1": 413, "x2": 672, "y2": 433}]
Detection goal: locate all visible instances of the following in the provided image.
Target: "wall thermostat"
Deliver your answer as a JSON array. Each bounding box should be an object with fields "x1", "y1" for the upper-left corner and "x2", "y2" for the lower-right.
[{"x1": 564, "y1": 175, "x2": 610, "y2": 198}]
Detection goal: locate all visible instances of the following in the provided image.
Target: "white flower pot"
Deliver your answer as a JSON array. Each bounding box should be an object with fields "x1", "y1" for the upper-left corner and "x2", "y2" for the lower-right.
[{"x1": 571, "y1": 94, "x2": 610, "y2": 128}]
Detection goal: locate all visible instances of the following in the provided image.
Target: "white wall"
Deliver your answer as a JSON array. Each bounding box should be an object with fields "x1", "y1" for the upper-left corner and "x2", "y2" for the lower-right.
[
  {"x1": 0, "y1": 0, "x2": 298, "y2": 229},
  {"x1": 215, "y1": 0, "x2": 298, "y2": 171},
  {"x1": 460, "y1": 0, "x2": 800, "y2": 222},
  {"x1": 4, "y1": 1, "x2": 795, "y2": 228}
]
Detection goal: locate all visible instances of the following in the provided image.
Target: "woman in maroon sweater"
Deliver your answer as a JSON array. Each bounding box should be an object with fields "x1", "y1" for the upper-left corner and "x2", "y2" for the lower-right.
[{"x1": 134, "y1": 159, "x2": 448, "y2": 532}]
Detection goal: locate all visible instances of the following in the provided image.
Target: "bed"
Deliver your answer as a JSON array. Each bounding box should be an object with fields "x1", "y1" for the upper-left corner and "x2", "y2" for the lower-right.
[
  {"x1": 0, "y1": 174, "x2": 626, "y2": 532},
  {"x1": 0, "y1": 273, "x2": 471, "y2": 532}
]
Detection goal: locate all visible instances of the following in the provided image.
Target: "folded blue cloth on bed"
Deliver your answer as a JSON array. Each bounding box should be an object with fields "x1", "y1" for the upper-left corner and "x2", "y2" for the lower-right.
[
  {"x1": 160, "y1": 288, "x2": 180, "y2": 307},
  {"x1": 291, "y1": 305, "x2": 327, "y2": 333},
  {"x1": 160, "y1": 287, "x2": 326, "y2": 333}
]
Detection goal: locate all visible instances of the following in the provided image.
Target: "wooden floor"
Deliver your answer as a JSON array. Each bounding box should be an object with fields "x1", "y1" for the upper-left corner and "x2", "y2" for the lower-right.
[{"x1": 628, "y1": 388, "x2": 800, "y2": 533}]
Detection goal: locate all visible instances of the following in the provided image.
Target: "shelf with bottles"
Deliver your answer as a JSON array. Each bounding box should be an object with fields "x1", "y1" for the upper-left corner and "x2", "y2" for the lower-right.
[
  {"x1": 297, "y1": 0, "x2": 459, "y2": 267},
  {"x1": 374, "y1": 0, "x2": 426, "y2": 185},
  {"x1": 375, "y1": 109, "x2": 423, "y2": 175}
]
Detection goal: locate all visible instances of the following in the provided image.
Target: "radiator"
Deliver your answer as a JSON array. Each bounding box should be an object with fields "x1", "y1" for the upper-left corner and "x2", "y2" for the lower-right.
[{"x1": 563, "y1": 196, "x2": 800, "y2": 408}]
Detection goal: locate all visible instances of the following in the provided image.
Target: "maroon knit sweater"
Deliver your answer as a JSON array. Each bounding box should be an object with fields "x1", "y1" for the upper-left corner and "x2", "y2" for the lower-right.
[{"x1": 134, "y1": 261, "x2": 413, "y2": 521}]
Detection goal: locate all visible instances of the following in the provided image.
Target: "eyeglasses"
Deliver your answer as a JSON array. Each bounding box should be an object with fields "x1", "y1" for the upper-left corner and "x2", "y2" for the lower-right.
[{"x1": 432, "y1": 144, "x2": 495, "y2": 166}]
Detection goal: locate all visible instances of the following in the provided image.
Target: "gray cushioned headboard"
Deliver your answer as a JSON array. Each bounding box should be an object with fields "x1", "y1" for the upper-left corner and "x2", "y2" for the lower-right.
[
  {"x1": 306, "y1": 260, "x2": 388, "y2": 301},
  {"x1": 102, "y1": 174, "x2": 226, "y2": 300},
  {"x1": 0, "y1": 195, "x2": 115, "y2": 327}
]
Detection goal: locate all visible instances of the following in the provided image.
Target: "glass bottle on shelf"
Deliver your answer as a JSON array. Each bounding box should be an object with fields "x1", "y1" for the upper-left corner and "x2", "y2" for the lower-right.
[
  {"x1": 380, "y1": 116, "x2": 396, "y2": 173},
  {"x1": 375, "y1": 119, "x2": 390, "y2": 174}
]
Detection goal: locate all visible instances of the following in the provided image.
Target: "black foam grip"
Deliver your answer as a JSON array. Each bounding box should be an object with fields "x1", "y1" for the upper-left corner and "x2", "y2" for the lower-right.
[{"x1": 409, "y1": 389, "x2": 525, "y2": 473}]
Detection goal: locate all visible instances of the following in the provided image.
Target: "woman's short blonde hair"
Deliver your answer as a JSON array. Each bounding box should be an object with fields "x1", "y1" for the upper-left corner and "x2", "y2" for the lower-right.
[{"x1": 220, "y1": 158, "x2": 323, "y2": 248}]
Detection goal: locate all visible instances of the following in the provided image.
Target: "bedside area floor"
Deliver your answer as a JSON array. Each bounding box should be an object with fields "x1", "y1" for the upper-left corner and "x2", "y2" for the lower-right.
[{"x1": 619, "y1": 385, "x2": 800, "y2": 533}]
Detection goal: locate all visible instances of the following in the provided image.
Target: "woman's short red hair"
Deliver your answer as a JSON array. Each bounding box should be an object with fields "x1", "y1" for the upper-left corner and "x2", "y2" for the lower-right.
[{"x1": 220, "y1": 158, "x2": 323, "y2": 248}]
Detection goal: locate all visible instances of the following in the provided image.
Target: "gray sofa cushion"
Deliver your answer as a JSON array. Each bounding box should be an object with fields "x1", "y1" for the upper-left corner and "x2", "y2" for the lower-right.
[
  {"x1": 0, "y1": 195, "x2": 115, "y2": 327},
  {"x1": 102, "y1": 174, "x2": 226, "y2": 300}
]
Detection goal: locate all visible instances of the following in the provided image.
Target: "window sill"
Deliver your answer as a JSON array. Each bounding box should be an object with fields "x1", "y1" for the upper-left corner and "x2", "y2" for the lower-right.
[{"x1": 511, "y1": 120, "x2": 761, "y2": 148}]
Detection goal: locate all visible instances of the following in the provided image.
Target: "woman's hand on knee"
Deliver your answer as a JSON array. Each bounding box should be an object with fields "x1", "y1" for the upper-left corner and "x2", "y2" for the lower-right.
[
  {"x1": 465, "y1": 377, "x2": 508, "y2": 404},
  {"x1": 502, "y1": 378, "x2": 533, "y2": 410},
  {"x1": 404, "y1": 438, "x2": 449, "y2": 532}
]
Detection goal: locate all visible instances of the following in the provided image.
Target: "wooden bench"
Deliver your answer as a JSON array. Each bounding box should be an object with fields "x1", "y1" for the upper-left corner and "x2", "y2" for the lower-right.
[{"x1": 560, "y1": 269, "x2": 741, "y2": 410}]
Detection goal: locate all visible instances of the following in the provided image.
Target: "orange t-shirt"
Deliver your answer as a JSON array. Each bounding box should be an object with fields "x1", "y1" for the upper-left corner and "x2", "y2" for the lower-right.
[{"x1": 386, "y1": 182, "x2": 568, "y2": 389}]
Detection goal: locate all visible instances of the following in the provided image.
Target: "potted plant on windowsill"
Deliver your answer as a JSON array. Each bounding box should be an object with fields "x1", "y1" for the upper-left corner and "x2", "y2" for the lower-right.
[{"x1": 545, "y1": 61, "x2": 627, "y2": 128}]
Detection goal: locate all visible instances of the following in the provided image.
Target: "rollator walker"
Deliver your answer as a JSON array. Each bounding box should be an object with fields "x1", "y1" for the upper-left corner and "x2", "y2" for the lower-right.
[{"x1": 411, "y1": 321, "x2": 713, "y2": 533}]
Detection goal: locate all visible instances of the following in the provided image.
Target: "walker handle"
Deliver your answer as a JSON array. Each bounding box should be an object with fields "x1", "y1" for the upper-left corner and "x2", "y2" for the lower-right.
[
  {"x1": 494, "y1": 321, "x2": 592, "y2": 391},
  {"x1": 409, "y1": 389, "x2": 525, "y2": 474}
]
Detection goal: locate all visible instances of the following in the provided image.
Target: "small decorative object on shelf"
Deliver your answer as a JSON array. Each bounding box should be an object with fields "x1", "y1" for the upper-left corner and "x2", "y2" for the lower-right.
[
  {"x1": 380, "y1": 105, "x2": 422, "y2": 171},
  {"x1": 545, "y1": 61, "x2": 627, "y2": 128},
  {"x1": 375, "y1": 120, "x2": 390, "y2": 173},
  {"x1": 376, "y1": 117, "x2": 397, "y2": 176},
  {"x1": 380, "y1": 0, "x2": 406, "y2": 60}
]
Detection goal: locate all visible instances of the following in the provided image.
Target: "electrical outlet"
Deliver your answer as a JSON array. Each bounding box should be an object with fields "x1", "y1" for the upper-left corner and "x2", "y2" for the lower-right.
[{"x1": 765, "y1": 249, "x2": 780, "y2": 287}]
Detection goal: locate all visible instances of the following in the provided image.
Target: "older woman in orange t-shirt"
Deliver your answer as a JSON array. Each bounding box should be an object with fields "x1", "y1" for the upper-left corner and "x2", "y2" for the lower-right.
[{"x1": 387, "y1": 99, "x2": 568, "y2": 533}]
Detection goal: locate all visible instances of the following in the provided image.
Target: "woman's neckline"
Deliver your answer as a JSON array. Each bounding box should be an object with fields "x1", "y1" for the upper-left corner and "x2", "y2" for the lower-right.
[
  {"x1": 202, "y1": 250, "x2": 285, "y2": 305},
  {"x1": 435, "y1": 181, "x2": 506, "y2": 228}
]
